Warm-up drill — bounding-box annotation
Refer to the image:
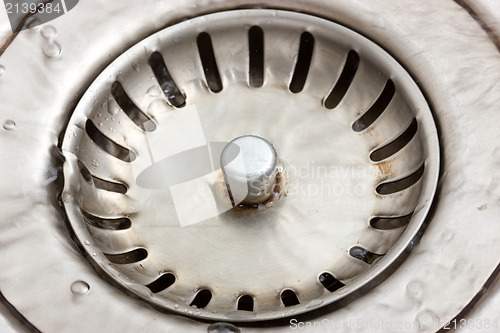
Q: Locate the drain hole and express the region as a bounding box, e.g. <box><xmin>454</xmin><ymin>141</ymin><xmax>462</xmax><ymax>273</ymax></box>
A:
<box><xmin>85</xmin><ymin>120</ymin><xmax>136</xmax><ymax>162</ymax></box>
<box><xmin>248</xmin><ymin>26</ymin><xmax>264</xmax><ymax>88</ymax></box>
<box><xmin>81</xmin><ymin>209</ymin><xmax>131</xmax><ymax>230</ymax></box>
<box><xmin>197</xmin><ymin>32</ymin><xmax>223</xmax><ymax>93</ymax></box>
<box><xmin>352</xmin><ymin>80</ymin><xmax>396</xmax><ymax>132</ymax></box>
<box><xmin>190</xmin><ymin>289</ymin><xmax>212</xmax><ymax>308</ymax></box>
<box><xmin>149</xmin><ymin>52</ymin><xmax>186</xmax><ymax>108</ymax></box>
<box><xmin>319</xmin><ymin>272</ymin><xmax>345</xmax><ymax>292</ymax></box>
<box><xmin>349</xmin><ymin>246</ymin><xmax>383</xmax><ymax>264</ymax></box>
<box><xmin>290</xmin><ymin>32</ymin><xmax>314</xmax><ymax>93</ymax></box>
<box><xmin>370</xmin><ymin>118</ymin><xmax>418</xmax><ymax>162</ymax></box>
<box><xmin>237</xmin><ymin>295</ymin><xmax>254</xmax><ymax>311</ymax></box>
<box><xmin>324</xmin><ymin>50</ymin><xmax>360</xmax><ymax>109</ymax></box>
<box><xmin>105</xmin><ymin>248</ymin><xmax>148</xmax><ymax>264</ymax></box>
<box><xmin>111</xmin><ymin>81</ymin><xmax>156</xmax><ymax>131</ymax></box>
<box><xmin>281</xmin><ymin>289</ymin><xmax>300</xmax><ymax>307</ymax></box>
<box><xmin>145</xmin><ymin>273</ymin><xmax>176</xmax><ymax>293</ymax></box>
<box><xmin>370</xmin><ymin>213</ymin><xmax>413</xmax><ymax>230</ymax></box>
<box><xmin>92</xmin><ymin>176</ymin><xmax>128</xmax><ymax>194</ymax></box>
<box><xmin>77</xmin><ymin>160</ymin><xmax>92</xmax><ymax>183</ymax></box>
<box><xmin>376</xmin><ymin>163</ymin><xmax>425</xmax><ymax>195</ymax></box>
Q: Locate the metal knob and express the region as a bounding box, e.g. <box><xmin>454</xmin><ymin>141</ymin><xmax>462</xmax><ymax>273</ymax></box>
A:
<box><xmin>220</xmin><ymin>135</ymin><xmax>278</xmax><ymax>206</ymax></box>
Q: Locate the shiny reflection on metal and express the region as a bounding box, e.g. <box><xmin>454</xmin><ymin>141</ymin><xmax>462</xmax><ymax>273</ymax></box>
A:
<box><xmin>59</xmin><ymin>9</ymin><xmax>439</xmax><ymax>321</ymax></box>
<box><xmin>220</xmin><ymin>135</ymin><xmax>278</xmax><ymax>205</ymax></box>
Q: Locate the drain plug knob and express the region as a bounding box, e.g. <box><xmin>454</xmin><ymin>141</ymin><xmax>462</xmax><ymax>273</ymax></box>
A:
<box><xmin>220</xmin><ymin>135</ymin><xmax>278</xmax><ymax>206</ymax></box>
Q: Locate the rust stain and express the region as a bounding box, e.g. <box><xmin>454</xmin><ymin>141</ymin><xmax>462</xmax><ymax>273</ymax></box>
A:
<box><xmin>376</xmin><ymin>160</ymin><xmax>393</xmax><ymax>176</ymax></box>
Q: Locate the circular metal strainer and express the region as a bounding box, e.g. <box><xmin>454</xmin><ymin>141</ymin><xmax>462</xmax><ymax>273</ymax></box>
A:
<box><xmin>60</xmin><ymin>9</ymin><xmax>439</xmax><ymax>321</ymax></box>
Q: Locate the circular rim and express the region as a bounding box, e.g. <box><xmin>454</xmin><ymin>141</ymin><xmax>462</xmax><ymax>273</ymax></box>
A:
<box><xmin>60</xmin><ymin>9</ymin><xmax>440</xmax><ymax>321</ymax></box>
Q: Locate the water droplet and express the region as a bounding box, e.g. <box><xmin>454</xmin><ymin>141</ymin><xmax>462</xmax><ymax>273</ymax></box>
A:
<box><xmin>41</xmin><ymin>25</ymin><xmax>57</xmax><ymax>40</ymax></box>
<box><xmin>92</xmin><ymin>253</ymin><xmax>97</xmax><ymax>257</ymax></box>
<box><xmin>91</xmin><ymin>159</ymin><xmax>99</xmax><ymax>167</ymax></box>
<box><xmin>406</xmin><ymin>281</ymin><xmax>424</xmax><ymax>300</ymax></box>
<box><xmin>43</xmin><ymin>41</ymin><xmax>62</xmax><ymax>58</ymax></box>
<box><xmin>207</xmin><ymin>323</ymin><xmax>240</xmax><ymax>333</ymax></box>
<box><xmin>416</xmin><ymin>310</ymin><xmax>439</xmax><ymax>330</ymax></box>
<box><xmin>70</xmin><ymin>281</ymin><xmax>90</xmax><ymax>295</ymax></box>
<box><xmin>83</xmin><ymin>240</ymin><xmax>90</xmax><ymax>246</ymax></box>
<box><xmin>174</xmin><ymin>304</ymin><xmax>179</xmax><ymax>309</ymax></box>
<box><xmin>440</xmin><ymin>230</ymin><xmax>454</xmax><ymax>243</ymax></box>
<box><xmin>147</xmin><ymin>86</ymin><xmax>161</xmax><ymax>97</ymax></box>
<box><xmin>0</xmin><ymin>65</ymin><xmax>5</xmax><ymax>76</ymax></box>
<box><xmin>107</xmin><ymin>98</ymin><xmax>120</xmax><ymax>115</ymax></box>
<box><xmin>25</xmin><ymin>17</ymin><xmax>41</xmax><ymax>30</ymax></box>
<box><xmin>3</xmin><ymin>120</ymin><xmax>16</xmax><ymax>130</ymax></box>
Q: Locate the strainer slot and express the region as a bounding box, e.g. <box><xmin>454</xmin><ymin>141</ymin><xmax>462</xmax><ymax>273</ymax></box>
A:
<box><xmin>111</xmin><ymin>82</ymin><xmax>156</xmax><ymax>132</ymax></box>
<box><xmin>376</xmin><ymin>163</ymin><xmax>424</xmax><ymax>195</ymax></box>
<box><xmin>248</xmin><ymin>26</ymin><xmax>264</xmax><ymax>88</ymax></box>
<box><xmin>149</xmin><ymin>51</ymin><xmax>186</xmax><ymax>108</ymax></box>
<box><xmin>349</xmin><ymin>246</ymin><xmax>383</xmax><ymax>264</ymax></box>
<box><xmin>352</xmin><ymin>80</ymin><xmax>396</xmax><ymax>132</ymax></box>
<box><xmin>104</xmin><ymin>248</ymin><xmax>148</xmax><ymax>264</ymax></box>
<box><xmin>370</xmin><ymin>118</ymin><xmax>418</xmax><ymax>162</ymax></box>
<box><xmin>190</xmin><ymin>289</ymin><xmax>212</xmax><ymax>309</ymax></box>
<box><xmin>197</xmin><ymin>32</ymin><xmax>223</xmax><ymax>93</ymax></box>
<box><xmin>370</xmin><ymin>213</ymin><xmax>413</xmax><ymax>230</ymax></box>
<box><xmin>91</xmin><ymin>176</ymin><xmax>128</xmax><ymax>194</ymax></box>
<box><xmin>324</xmin><ymin>50</ymin><xmax>359</xmax><ymax>109</ymax></box>
<box><xmin>77</xmin><ymin>160</ymin><xmax>92</xmax><ymax>183</ymax></box>
<box><xmin>85</xmin><ymin>120</ymin><xmax>137</xmax><ymax>162</ymax></box>
<box><xmin>289</xmin><ymin>31</ymin><xmax>314</xmax><ymax>93</ymax></box>
<box><xmin>318</xmin><ymin>272</ymin><xmax>344</xmax><ymax>292</ymax></box>
<box><xmin>281</xmin><ymin>289</ymin><xmax>300</xmax><ymax>307</ymax></box>
<box><xmin>237</xmin><ymin>295</ymin><xmax>254</xmax><ymax>312</ymax></box>
<box><xmin>145</xmin><ymin>273</ymin><xmax>176</xmax><ymax>293</ymax></box>
<box><xmin>81</xmin><ymin>209</ymin><xmax>131</xmax><ymax>230</ymax></box>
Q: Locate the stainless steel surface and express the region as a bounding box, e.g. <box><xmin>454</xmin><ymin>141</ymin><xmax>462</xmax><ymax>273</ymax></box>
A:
<box><xmin>0</xmin><ymin>0</ymin><xmax>499</xmax><ymax>332</ymax></box>
<box><xmin>221</xmin><ymin>135</ymin><xmax>278</xmax><ymax>206</ymax></box>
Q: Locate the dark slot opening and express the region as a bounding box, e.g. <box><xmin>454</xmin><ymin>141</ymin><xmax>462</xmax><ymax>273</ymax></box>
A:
<box><xmin>349</xmin><ymin>246</ymin><xmax>383</xmax><ymax>264</ymax></box>
<box><xmin>370</xmin><ymin>213</ymin><xmax>413</xmax><ymax>230</ymax></box>
<box><xmin>352</xmin><ymin>80</ymin><xmax>396</xmax><ymax>132</ymax></box>
<box><xmin>92</xmin><ymin>176</ymin><xmax>128</xmax><ymax>194</ymax></box>
<box><xmin>77</xmin><ymin>160</ymin><xmax>92</xmax><ymax>183</ymax></box>
<box><xmin>370</xmin><ymin>118</ymin><xmax>418</xmax><ymax>162</ymax></box>
<box><xmin>197</xmin><ymin>32</ymin><xmax>223</xmax><ymax>93</ymax></box>
<box><xmin>190</xmin><ymin>289</ymin><xmax>212</xmax><ymax>308</ymax></box>
<box><xmin>105</xmin><ymin>248</ymin><xmax>148</xmax><ymax>264</ymax></box>
<box><xmin>248</xmin><ymin>26</ymin><xmax>264</xmax><ymax>88</ymax></box>
<box><xmin>376</xmin><ymin>163</ymin><xmax>425</xmax><ymax>195</ymax></box>
<box><xmin>324</xmin><ymin>50</ymin><xmax>360</xmax><ymax>109</ymax></box>
<box><xmin>111</xmin><ymin>81</ymin><xmax>156</xmax><ymax>131</ymax></box>
<box><xmin>85</xmin><ymin>120</ymin><xmax>136</xmax><ymax>162</ymax></box>
<box><xmin>319</xmin><ymin>272</ymin><xmax>345</xmax><ymax>292</ymax></box>
<box><xmin>237</xmin><ymin>295</ymin><xmax>254</xmax><ymax>311</ymax></box>
<box><xmin>145</xmin><ymin>273</ymin><xmax>176</xmax><ymax>293</ymax></box>
<box><xmin>149</xmin><ymin>51</ymin><xmax>186</xmax><ymax>108</ymax></box>
<box><xmin>290</xmin><ymin>32</ymin><xmax>315</xmax><ymax>93</ymax></box>
<box><xmin>281</xmin><ymin>289</ymin><xmax>300</xmax><ymax>307</ymax></box>
<box><xmin>81</xmin><ymin>209</ymin><xmax>131</xmax><ymax>230</ymax></box>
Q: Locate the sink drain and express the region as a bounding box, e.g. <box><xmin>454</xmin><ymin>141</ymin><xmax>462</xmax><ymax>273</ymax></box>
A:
<box><xmin>60</xmin><ymin>9</ymin><xmax>439</xmax><ymax>321</ymax></box>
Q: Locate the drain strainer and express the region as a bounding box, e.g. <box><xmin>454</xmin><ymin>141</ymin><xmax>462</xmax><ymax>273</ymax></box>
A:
<box><xmin>60</xmin><ymin>9</ymin><xmax>439</xmax><ymax>321</ymax></box>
